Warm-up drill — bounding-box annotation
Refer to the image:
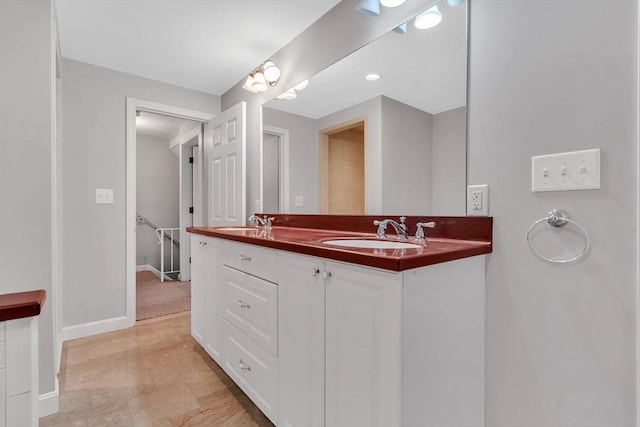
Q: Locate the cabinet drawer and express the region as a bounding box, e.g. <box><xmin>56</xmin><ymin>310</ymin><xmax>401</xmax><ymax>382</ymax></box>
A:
<box><xmin>222</xmin><ymin>266</ymin><xmax>278</xmax><ymax>355</ymax></box>
<box><xmin>222</xmin><ymin>320</ymin><xmax>277</xmax><ymax>423</ymax></box>
<box><xmin>222</xmin><ymin>241</ymin><xmax>277</xmax><ymax>283</ymax></box>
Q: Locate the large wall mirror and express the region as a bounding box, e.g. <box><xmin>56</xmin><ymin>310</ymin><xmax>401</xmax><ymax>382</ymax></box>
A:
<box><xmin>261</xmin><ymin>0</ymin><xmax>467</xmax><ymax>216</ymax></box>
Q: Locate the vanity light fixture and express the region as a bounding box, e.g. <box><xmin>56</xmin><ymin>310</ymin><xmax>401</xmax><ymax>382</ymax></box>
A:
<box><xmin>365</xmin><ymin>73</ymin><xmax>381</xmax><ymax>81</ymax></box>
<box><xmin>414</xmin><ymin>5</ymin><xmax>442</xmax><ymax>29</ymax></box>
<box><xmin>393</xmin><ymin>22</ymin><xmax>408</xmax><ymax>34</ymax></box>
<box><xmin>242</xmin><ymin>60</ymin><xmax>281</xmax><ymax>93</ymax></box>
<box><xmin>355</xmin><ymin>0</ymin><xmax>380</xmax><ymax>16</ymax></box>
<box><xmin>276</xmin><ymin>80</ymin><xmax>310</xmax><ymax>101</ymax></box>
<box><xmin>380</xmin><ymin>0</ymin><xmax>406</xmax><ymax>7</ymax></box>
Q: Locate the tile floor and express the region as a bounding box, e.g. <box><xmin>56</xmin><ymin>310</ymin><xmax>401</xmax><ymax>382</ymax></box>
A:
<box><xmin>40</xmin><ymin>312</ymin><xmax>274</xmax><ymax>426</ymax></box>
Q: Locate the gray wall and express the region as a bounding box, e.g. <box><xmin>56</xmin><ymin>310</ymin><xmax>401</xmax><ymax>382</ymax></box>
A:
<box><xmin>262</xmin><ymin>133</ymin><xmax>280</xmax><ymax>214</ymax></box>
<box><xmin>380</xmin><ymin>96</ymin><xmax>433</xmax><ymax>215</ymax></box>
<box><xmin>0</xmin><ymin>0</ymin><xmax>57</xmax><ymax>400</ymax></box>
<box><xmin>432</xmin><ymin>106</ymin><xmax>466</xmax><ymax>215</ymax></box>
<box><xmin>61</xmin><ymin>59</ymin><xmax>219</xmax><ymax>327</ymax></box>
<box><xmin>468</xmin><ymin>1</ymin><xmax>638</xmax><ymax>426</ymax></box>
<box><xmin>136</xmin><ymin>135</ymin><xmax>180</xmax><ymax>270</ymax></box>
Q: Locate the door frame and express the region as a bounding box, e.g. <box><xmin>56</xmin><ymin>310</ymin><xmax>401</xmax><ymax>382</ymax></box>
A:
<box><xmin>126</xmin><ymin>98</ymin><xmax>214</xmax><ymax>327</ymax></box>
<box><xmin>178</xmin><ymin>124</ymin><xmax>204</xmax><ymax>282</ymax></box>
<box><xmin>262</xmin><ymin>125</ymin><xmax>290</xmax><ymax>213</ymax></box>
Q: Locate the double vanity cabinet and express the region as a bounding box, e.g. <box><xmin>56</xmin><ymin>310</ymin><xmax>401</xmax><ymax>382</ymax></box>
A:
<box><xmin>189</xmin><ymin>216</ymin><xmax>491</xmax><ymax>427</ymax></box>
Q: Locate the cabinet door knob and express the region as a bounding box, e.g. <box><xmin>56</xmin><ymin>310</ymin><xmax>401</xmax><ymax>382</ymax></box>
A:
<box><xmin>202</xmin><ymin>242</ymin><xmax>207</xmax><ymax>246</ymax></box>
<box><xmin>311</xmin><ymin>268</ymin><xmax>320</xmax><ymax>277</ymax></box>
<box><xmin>321</xmin><ymin>271</ymin><xmax>332</xmax><ymax>280</ymax></box>
<box><xmin>239</xmin><ymin>255</ymin><xmax>252</xmax><ymax>262</ymax></box>
<box><xmin>238</xmin><ymin>359</ymin><xmax>252</xmax><ymax>372</ymax></box>
<box><xmin>238</xmin><ymin>300</ymin><xmax>251</xmax><ymax>309</ymax></box>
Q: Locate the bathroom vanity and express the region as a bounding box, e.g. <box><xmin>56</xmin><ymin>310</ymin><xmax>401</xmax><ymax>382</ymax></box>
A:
<box><xmin>188</xmin><ymin>215</ymin><xmax>491</xmax><ymax>427</ymax></box>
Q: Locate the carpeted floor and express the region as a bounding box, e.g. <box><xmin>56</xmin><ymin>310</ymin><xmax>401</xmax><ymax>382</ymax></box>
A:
<box><xmin>136</xmin><ymin>271</ymin><xmax>191</xmax><ymax>321</ymax></box>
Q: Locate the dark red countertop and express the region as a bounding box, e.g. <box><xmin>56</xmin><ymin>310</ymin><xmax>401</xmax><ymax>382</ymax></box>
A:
<box><xmin>0</xmin><ymin>290</ymin><xmax>46</xmax><ymax>322</ymax></box>
<box><xmin>188</xmin><ymin>215</ymin><xmax>492</xmax><ymax>272</ymax></box>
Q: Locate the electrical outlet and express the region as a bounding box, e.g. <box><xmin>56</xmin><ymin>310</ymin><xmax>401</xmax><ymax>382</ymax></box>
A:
<box><xmin>254</xmin><ymin>199</ymin><xmax>260</xmax><ymax>212</ymax></box>
<box><xmin>467</xmin><ymin>184</ymin><xmax>489</xmax><ymax>216</ymax></box>
<box><xmin>294</xmin><ymin>196</ymin><xmax>304</xmax><ymax>207</ymax></box>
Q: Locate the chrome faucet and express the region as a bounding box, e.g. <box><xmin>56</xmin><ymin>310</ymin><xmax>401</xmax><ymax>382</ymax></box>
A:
<box><xmin>248</xmin><ymin>215</ymin><xmax>274</xmax><ymax>230</ymax></box>
<box><xmin>373</xmin><ymin>216</ymin><xmax>408</xmax><ymax>240</ymax></box>
<box><xmin>415</xmin><ymin>221</ymin><xmax>436</xmax><ymax>242</ymax></box>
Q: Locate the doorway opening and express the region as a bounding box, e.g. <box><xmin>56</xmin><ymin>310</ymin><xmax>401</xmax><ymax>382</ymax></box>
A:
<box><xmin>134</xmin><ymin>110</ymin><xmax>201</xmax><ymax>320</ymax></box>
<box><xmin>262</xmin><ymin>125</ymin><xmax>290</xmax><ymax>214</ymax></box>
<box><xmin>320</xmin><ymin>118</ymin><xmax>366</xmax><ymax>214</ymax></box>
<box><xmin>126</xmin><ymin>98</ymin><xmax>214</xmax><ymax>326</ymax></box>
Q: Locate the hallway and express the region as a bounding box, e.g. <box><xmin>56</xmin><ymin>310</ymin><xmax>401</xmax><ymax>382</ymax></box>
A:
<box><xmin>40</xmin><ymin>313</ymin><xmax>273</xmax><ymax>426</ymax></box>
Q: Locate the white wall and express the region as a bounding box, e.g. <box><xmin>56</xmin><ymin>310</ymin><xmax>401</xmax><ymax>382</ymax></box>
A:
<box><xmin>136</xmin><ymin>135</ymin><xmax>180</xmax><ymax>270</ymax></box>
<box><xmin>61</xmin><ymin>59</ymin><xmax>219</xmax><ymax>329</ymax></box>
<box><xmin>468</xmin><ymin>1</ymin><xmax>638</xmax><ymax>426</ymax></box>
<box><xmin>0</xmin><ymin>0</ymin><xmax>57</xmax><ymax>405</ymax></box>
<box><xmin>432</xmin><ymin>106</ymin><xmax>466</xmax><ymax>215</ymax></box>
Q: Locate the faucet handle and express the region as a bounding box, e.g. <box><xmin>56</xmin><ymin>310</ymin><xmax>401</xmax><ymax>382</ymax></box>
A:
<box><xmin>415</xmin><ymin>221</ymin><xmax>436</xmax><ymax>242</ymax></box>
<box><xmin>263</xmin><ymin>215</ymin><xmax>275</xmax><ymax>228</ymax></box>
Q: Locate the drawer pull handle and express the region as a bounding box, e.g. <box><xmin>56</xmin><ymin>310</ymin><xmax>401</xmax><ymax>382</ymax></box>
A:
<box><xmin>311</xmin><ymin>268</ymin><xmax>320</xmax><ymax>277</ymax></box>
<box><xmin>238</xmin><ymin>359</ymin><xmax>252</xmax><ymax>372</ymax></box>
<box><xmin>238</xmin><ymin>300</ymin><xmax>251</xmax><ymax>309</ymax></box>
<box><xmin>239</xmin><ymin>255</ymin><xmax>252</xmax><ymax>262</ymax></box>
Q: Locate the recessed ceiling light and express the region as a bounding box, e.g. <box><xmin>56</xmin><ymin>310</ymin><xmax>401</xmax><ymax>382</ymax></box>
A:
<box><xmin>365</xmin><ymin>73</ymin><xmax>381</xmax><ymax>81</ymax></box>
<box><xmin>414</xmin><ymin>5</ymin><xmax>442</xmax><ymax>30</ymax></box>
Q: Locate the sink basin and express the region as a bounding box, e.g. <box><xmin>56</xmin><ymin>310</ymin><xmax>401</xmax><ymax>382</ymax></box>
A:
<box><xmin>322</xmin><ymin>239</ymin><xmax>422</xmax><ymax>249</ymax></box>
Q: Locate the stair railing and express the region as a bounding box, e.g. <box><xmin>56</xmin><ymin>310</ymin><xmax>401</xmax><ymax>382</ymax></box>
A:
<box><xmin>137</xmin><ymin>211</ymin><xmax>180</xmax><ymax>281</ymax></box>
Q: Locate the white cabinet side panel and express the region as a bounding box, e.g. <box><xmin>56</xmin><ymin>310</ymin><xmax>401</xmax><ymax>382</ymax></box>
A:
<box><xmin>402</xmin><ymin>256</ymin><xmax>485</xmax><ymax>427</ymax></box>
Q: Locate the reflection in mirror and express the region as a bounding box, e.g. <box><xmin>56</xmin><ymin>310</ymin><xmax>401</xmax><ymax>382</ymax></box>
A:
<box><xmin>262</xmin><ymin>1</ymin><xmax>467</xmax><ymax>216</ymax></box>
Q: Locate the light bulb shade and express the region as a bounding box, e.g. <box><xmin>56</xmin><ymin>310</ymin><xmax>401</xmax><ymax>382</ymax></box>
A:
<box><xmin>294</xmin><ymin>80</ymin><xmax>309</xmax><ymax>91</ymax></box>
<box><xmin>242</xmin><ymin>75</ymin><xmax>259</xmax><ymax>93</ymax></box>
<box><xmin>414</xmin><ymin>5</ymin><xmax>442</xmax><ymax>29</ymax></box>
<box><xmin>251</xmin><ymin>71</ymin><xmax>268</xmax><ymax>92</ymax></box>
<box><xmin>447</xmin><ymin>0</ymin><xmax>465</xmax><ymax>6</ymax></box>
<box><xmin>380</xmin><ymin>0</ymin><xmax>406</xmax><ymax>7</ymax></box>
<box><xmin>262</xmin><ymin>61</ymin><xmax>280</xmax><ymax>84</ymax></box>
<box><xmin>355</xmin><ymin>0</ymin><xmax>380</xmax><ymax>16</ymax></box>
<box><xmin>276</xmin><ymin>88</ymin><xmax>297</xmax><ymax>100</ymax></box>
<box><xmin>392</xmin><ymin>22</ymin><xmax>408</xmax><ymax>34</ymax></box>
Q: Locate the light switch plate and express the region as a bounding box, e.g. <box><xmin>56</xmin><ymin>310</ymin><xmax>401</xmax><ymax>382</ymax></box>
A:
<box><xmin>294</xmin><ymin>196</ymin><xmax>304</xmax><ymax>207</ymax></box>
<box><xmin>467</xmin><ymin>184</ymin><xmax>489</xmax><ymax>216</ymax></box>
<box><xmin>531</xmin><ymin>148</ymin><xmax>600</xmax><ymax>192</ymax></box>
<box><xmin>95</xmin><ymin>188</ymin><xmax>114</xmax><ymax>204</ymax></box>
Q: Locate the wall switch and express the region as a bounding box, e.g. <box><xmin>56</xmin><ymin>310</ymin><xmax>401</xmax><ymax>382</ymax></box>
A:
<box><xmin>294</xmin><ymin>196</ymin><xmax>304</xmax><ymax>207</ymax></box>
<box><xmin>531</xmin><ymin>148</ymin><xmax>600</xmax><ymax>192</ymax></box>
<box><xmin>95</xmin><ymin>188</ymin><xmax>114</xmax><ymax>204</ymax></box>
<box><xmin>254</xmin><ymin>199</ymin><xmax>261</xmax><ymax>212</ymax></box>
<box><xmin>467</xmin><ymin>184</ymin><xmax>489</xmax><ymax>216</ymax></box>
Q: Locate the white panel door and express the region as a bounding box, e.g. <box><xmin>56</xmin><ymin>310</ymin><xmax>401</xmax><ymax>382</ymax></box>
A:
<box><xmin>277</xmin><ymin>252</ymin><xmax>325</xmax><ymax>427</ymax></box>
<box><xmin>207</xmin><ymin>102</ymin><xmax>246</xmax><ymax>226</ymax></box>
<box><xmin>324</xmin><ymin>261</ymin><xmax>403</xmax><ymax>427</ymax></box>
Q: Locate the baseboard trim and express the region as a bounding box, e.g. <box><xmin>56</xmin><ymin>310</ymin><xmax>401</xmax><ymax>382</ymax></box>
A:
<box><xmin>39</xmin><ymin>390</ymin><xmax>59</xmax><ymax>418</ymax></box>
<box><xmin>136</xmin><ymin>263</ymin><xmax>173</xmax><ymax>281</ymax></box>
<box><xmin>63</xmin><ymin>316</ymin><xmax>130</xmax><ymax>341</ymax></box>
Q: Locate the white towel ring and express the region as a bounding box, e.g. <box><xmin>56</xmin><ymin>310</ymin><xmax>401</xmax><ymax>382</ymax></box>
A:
<box><xmin>526</xmin><ymin>209</ymin><xmax>590</xmax><ymax>264</ymax></box>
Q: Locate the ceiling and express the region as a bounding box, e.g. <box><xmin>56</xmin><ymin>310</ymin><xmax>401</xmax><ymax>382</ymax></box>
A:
<box><xmin>55</xmin><ymin>0</ymin><xmax>341</xmax><ymax>95</ymax></box>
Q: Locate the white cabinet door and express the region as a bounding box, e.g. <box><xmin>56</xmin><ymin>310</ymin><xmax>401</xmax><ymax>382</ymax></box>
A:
<box><xmin>203</xmin><ymin>237</ymin><xmax>222</xmax><ymax>363</ymax></box>
<box><xmin>277</xmin><ymin>253</ymin><xmax>325</xmax><ymax>427</ymax></box>
<box><xmin>324</xmin><ymin>261</ymin><xmax>403</xmax><ymax>427</ymax></box>
<box><xmin>190</xmin><ymin>236</ymin><xmax>205</xmax><ymax>345</ymax></box>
